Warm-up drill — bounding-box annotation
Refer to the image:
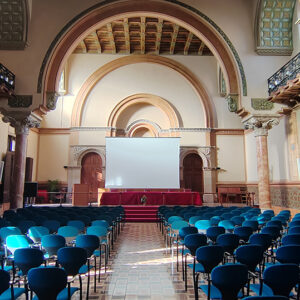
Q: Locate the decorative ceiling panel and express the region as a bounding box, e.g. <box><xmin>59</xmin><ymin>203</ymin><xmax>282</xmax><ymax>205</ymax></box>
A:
<box><xmin>73</xmin><ymin>17</ymin><xmax>212</xmax><ymax>56</ymax></box>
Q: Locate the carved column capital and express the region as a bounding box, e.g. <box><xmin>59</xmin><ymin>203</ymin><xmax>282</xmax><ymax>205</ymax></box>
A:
<box><xmin>2</xmin><ymin>113</ymin><xmax>41</xmax><ymax>135</ymax></box>
<box><xmin>243</xmin><ymin>114</ymin><xmax>280</xmax><ymax>136</ymax></box>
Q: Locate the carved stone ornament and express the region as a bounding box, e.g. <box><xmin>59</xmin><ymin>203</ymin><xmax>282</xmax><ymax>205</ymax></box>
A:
<box><xmin>243</xmin><ymin>114</ymin><xmax>280</xmax><ymax>136</ymax></box>
<box><xmin>8</xmin><ymin>95</ymin><xmax>32</xmax><ymax>108</ymax></box>
<box><xmin>225</xmin><ymin>94</ymin><xmax>238</xmax><ymax>112</ymax></box>
<box><xmin>251</xmin><ymin>98</ymin><xmax>274</xmax><ymax>110</ymax></box>
<box><xmin>2</xmin><ymin>113</ymin><xmax>41</xmax><ymax>135</ymax></box>
<box><xmin>46</xmin><ymin>91</ymin><xmax>60</xmax><ymax>110</ymax></box>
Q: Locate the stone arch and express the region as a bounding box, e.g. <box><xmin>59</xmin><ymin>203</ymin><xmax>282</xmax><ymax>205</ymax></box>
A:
<box><xmin>71</xmin><ymin>57</ymin><xmax>213</xmax><ymax>128</ymax></box>
<box><xmin>126</xmin><ymin>120</ymin><xmax>161</xmax><ymax>137</ymax></box>
<box><xmin>180</xmin><ymin>148</ymin><xmax>209</xmax><ymax>169</ymax></box>
<box><xmin>39</xmin><ymin>0</ymin><xmax>245</xmax><ymax>114</ymax></box>
<box><xmin>77</xmin><ymin>148</ymin><xmax>105</xmax><ymax>168</ymax></box>
<box><xmin>106</xmin><ymin>93</ymin><xmax>180</xmax><ymax>136</ymax></box>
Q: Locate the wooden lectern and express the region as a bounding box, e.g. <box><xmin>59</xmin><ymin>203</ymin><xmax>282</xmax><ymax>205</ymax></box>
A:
<box><xmin>72</xmin><ymin>184</ymin><xmax>90</xmax><ymax>206</ymax></box>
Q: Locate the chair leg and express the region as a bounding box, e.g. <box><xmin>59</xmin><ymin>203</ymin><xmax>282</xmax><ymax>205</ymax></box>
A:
<box><xmin>94</xmin><ymin>256</ymin><xmax>97</xmax><ymax>293</ymax></box>
<box><xmin>79</xmin><ymin>275</ymin><xmax>83</xmax><ymax>300</ymax></box>
<box><xmin>86</xmin><ymin>260</ymin><xmax>90</xmax><ymax>300</ymax></box>
<box><xmin>194</xmin><ymin>272</ymin><xmax>199</xmax><ymax>300</ymax></box>
<box><xmin>184</xmin><ymin>255</ymin><xmax>188</xmax><ymax>291</ymax></box>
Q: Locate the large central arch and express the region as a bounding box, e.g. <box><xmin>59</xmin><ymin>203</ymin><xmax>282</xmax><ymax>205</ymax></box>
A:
<box><xmin>39</xmin><ymin>0</ymin><xmax>244</xmax><ymax>112</ymax></box>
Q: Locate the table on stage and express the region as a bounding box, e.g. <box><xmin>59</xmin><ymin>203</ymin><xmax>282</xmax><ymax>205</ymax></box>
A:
<box><xmin>100</xmin><ymin>191</ymin><xmax>202</xmax><ymax>206</ymax></box>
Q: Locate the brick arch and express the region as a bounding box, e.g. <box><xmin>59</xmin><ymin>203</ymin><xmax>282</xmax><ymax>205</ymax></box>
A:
<box><xmin>71</xmin><ymin>56</ymin><xmax>213</xmax><ymax>127</ymax></box>
<box><xmin>39</xmin><ymin>0</ymin><xmax>244</xmax><ymax>115</ymax></box>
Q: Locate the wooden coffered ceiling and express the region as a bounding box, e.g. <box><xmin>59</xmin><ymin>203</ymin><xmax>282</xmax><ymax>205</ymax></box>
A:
<box><xmin>73</xmin><ymin>17</ymin><xmax>213</xmax><ymax>56</ymax></box>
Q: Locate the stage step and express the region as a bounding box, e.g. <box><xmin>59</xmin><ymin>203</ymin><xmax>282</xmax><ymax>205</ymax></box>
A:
<box><xmin>123</xmin><ymin>205</ymin><xmax>158</xmax><ymax>222</ymax></box>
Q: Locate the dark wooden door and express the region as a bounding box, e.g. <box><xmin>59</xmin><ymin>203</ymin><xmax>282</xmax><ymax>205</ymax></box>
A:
<box><xmin>183</xmin><ymin>153</ymin><xmax>203</xmax><ymax>193</ymax></box>
<box><xmin>81</xmin><ymin>153</ymin><xmax>103</xmax><ymax>202</ymax></box>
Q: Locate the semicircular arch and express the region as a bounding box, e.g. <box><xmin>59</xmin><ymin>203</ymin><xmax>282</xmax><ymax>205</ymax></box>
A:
<box><xmin>39</xmin><ymin>0</ymin><xmax>245</xmax><ymax>114</ymax></box>
<box><xmin>71</xmin><ymin>56</ymin><xmax>214</xmax><ymax>128</ymax></box>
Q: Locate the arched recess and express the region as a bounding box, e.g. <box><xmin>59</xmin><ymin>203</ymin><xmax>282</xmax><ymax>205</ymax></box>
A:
<box><xmin>71</xmin><ymin>56</ymin><xmax>213</xmax><ymax>128</ymax></box>
<box><xmin>80</xmin><ymin>152</ymin><xmax>104</xmax><ymax>202</ymax></box>
<box><xmin>107</xmin><ymin>93</ymin><xmax>180</xmax><ymax>136</ymax></box>
<box><xmin>39</xmin><ymin>0</ymin><xmax>244</xmax><ymax>114</ymax></box>
<box><xmin>126</xmin><ymin>120</ymin><xmax>160</xmax><ymax>137</ymax></box>
<box><xmin>183</xmin><ymin>153</ymin><xmax>203</xmax><ymax>194</ymax></box>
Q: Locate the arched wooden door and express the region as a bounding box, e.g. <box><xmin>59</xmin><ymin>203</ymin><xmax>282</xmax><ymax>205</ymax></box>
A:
<box><xmin>81</xmin><ymin>152</ymin><xmax>103</xmax><ymax>202</ymax></box>
<box><xmin>183</xmin><ymin>153</ymin><xmax>203</xmax><ymax>194</ymax></box>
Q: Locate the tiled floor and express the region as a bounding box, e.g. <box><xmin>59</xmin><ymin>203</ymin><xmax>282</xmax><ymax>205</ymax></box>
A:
<box><xmin>87</xmin><ymin>222</ymin><xmax>201</xmax><ymax>300</ymax></box>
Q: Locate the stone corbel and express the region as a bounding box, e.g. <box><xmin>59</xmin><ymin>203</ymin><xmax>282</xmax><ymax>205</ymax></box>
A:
<box><xmin>46</xmin><ymin>91</ymin><xmax>60</xmax><ymax>110</ymax></box>
<box><xmin>225</xmin><ymin>94</ymin><xmax>238</xmax><ymax>112</ymax></box>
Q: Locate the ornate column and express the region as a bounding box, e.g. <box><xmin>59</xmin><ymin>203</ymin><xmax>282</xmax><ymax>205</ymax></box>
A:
<box><xmin>3</xmin><ymin>114</ymin><xmax>41</xmax><ymax>208</ymax></box>
<box><xmin>243</xmin><ymin>115</ymin><xmax>279</xmax><ymax>209</ymax></box>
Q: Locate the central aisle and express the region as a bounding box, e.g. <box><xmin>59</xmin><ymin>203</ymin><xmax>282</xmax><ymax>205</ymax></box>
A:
<box><xmin>100</xmin><ymin>222</ymin><xmax>195</xmax><ymax>300</ymax></box>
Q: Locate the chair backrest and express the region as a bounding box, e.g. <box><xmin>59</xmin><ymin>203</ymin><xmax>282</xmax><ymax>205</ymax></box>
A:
<box><xmin>218</xmin><ymin>220</ymin><xmax>235</xmax><ymax>232</ymax></box>
<box><xmin>275</xmin><ymin>245</ymin><xmax>300</xmax><ymax>265</ymax></box>
<box><xmin>57</xmin><ymin>226</ymin><xmax>79</xmax><ymax>244</ymax></box>
<box><xmin>234</xmin><ymin>226</ymin><xmax>253</xmax><ymax>242</ymax></box>
<box><xmin>17</xmin><ymin>220</ymin><xmax>36</xmax><ymax>234</ymax></box>
<box><xmin>57</xmin><ymin>247</ymin><xmax>87</xmax><ymax>276</ymax></box>
<box><xmin>42</xmin><ymin>220</ymin><xmax>61</xmax><ymax>233</ymax></box>
<box><xmin>91</xmin><ymin>219</ymin><xmax>109</xmax><ymax>228</ymax></box>
<box><xmin>206</xmin><ymin>226</ymin><xmax>225</xmax><ymax>243</ymax></box>
<box><xmin>242</xmin><ymin>220</ymin><xmax>259</xmax><ymax>232</ymax></box>
<box><xmin>0</xmin><ymin>269</ymin><xmax>10</xmax><ymax>295</ymax></box>
<box><xmin>41</xmin><ymin>234</ymin><xmax>66</xmax><ymax>256</ymax></box>
<box><xmin>75</xmin><ymin>234</ymin><xmax>100</xmax><ymax>258</ymax></box>
<box><xmin>216</xmin><ymin>233</ymin><xmax>240</xmax><ymax>254</ymax></box>
<box><xmin>288</xmin><ymin>226</ymin><xmax>300</xmax><ymax>234</ymax></box>
<box><xmin>263</xmin><ymin>264</ymin><xmax>299</xmax><ymax>297</ymax></box>
<box><xmin>231</xmin><ymin>216</ymin><xmax>245</xmax><ymax>226</ymax></box>
<box><xmin>86</xmin><ymin>225</ymin><xmax>108</xmax><ymax>240</ymax></box>
<box><xmin>184</xmin><ymin>233</ymin><xmax>207</xmax><ymax>256</ymax></box>
<box><xmin>178</xmin><ymin>226</ymin><xmax>198</xmax><ymax>239</ymax></box>
<box><xmin>211</xmin><ymin>264</ymin><xmax>248</xmax><ymax>300</ymax></box>
<box><xmin>67</xmin><ymin>220</ymin><xmax>85</xmax><ymax>232</ymax></box>
<box><xmin>188</xmin><ymin>216</ymin><xmax>202</xmax><ymax>226</ymax></box>
<box><xmin>281</xmin><ymin>234</ymin><xmax>300</xmax><ymax>246</ymax></box>
<box><xmin>28</xmin><ymin>267</ymin><xmax>67</xmax><ymax>300</ymax></box>
<box><xmin>248</xmin><ymin>233</ymin><xmax>273</xmax><ymax>252</ymax></box>
<box><xmin>260</xmin><ymin>226</ymin><xmax>281</xmax><ymax>241</ymax></box>
<box><xmin>195</xmin><ymin>245</ymin><xmax>224</xmax><ymax>273</ymax></box>
<box><xmin>235</xmin><ymin>244</ymin><xmax>264</xmax><ymax>272</ymax></box>
<box><xmin>14</xmin><ymin>248</ymin><xmax>44</xmax><ymax>275</ymax></box>
<box><xmin>194</xmin><ymin>220</ymin><xmax>211</xmax><ymax>233</ymax></box>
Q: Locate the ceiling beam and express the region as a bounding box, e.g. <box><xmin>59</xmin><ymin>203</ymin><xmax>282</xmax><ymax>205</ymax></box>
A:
<box><xmin>140</xmin><ymin>17</ymin><xmax>146</xmax><ymax>54</ymax></box>
<box><xmin>106</xmin><ymin>23</ymin><xmax>116</xmax><ymax>54</ymax></box>
<box><xmin>184</xmin><ymin>32</ymin><xmax>193</xmax><ymax>55</ymax></box>
<box><xmin>80</xmin><ymin>40</ymin><xmax>87</xmax><ymax>53</ymax></box>
<box><xmin>170</xmin><ymin>24</ymin><xmax>179</xmax><ymax>54</ymax></box>
<box><xmin>123</xmin><ymin>18</ymin><xmax>130</xmax><ymax>54</ymax></box>
<box><xmin>155</xmin><ymin>18</ymin><xmax>163</xmax><ymax>55</ymax></box>
<box><xmin>91</xmin><ymin>31</ymin><xmax>101</xmax><ymax>53</ymax></box>
<box><xmin>198</xmin><ymin>41</ymin><xmax>205</xmax><ymax>55</ymax></box>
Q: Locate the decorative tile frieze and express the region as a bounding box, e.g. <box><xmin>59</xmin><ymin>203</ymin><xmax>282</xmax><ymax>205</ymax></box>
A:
<box><xmin>225</xmin><ymin>94</ymin><xmax>238</xmax><ymax>112</ymax></box>
<box><xmin>0</xmin><ymin>0</ymin><xmax>27</xmax><ymax>50</ymax></box>
<box><xmin>251</xmin><ymin>98</ymin><xmax>274</xmax><ymax>110</ymax></box>
<box><xmin>46</xmin><ymin>91</ymin><xmax>60</xmax><ymax>110</ymax></box>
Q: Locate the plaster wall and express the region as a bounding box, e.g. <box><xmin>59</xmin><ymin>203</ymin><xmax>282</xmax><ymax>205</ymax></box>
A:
<box><xmin>37</xmin><ymin>134</ymin><xmax>69</xmax><ymax>182</ymax></box>
<box><xmin>244</xmin><ymin>131</ymin><xmax>258</xmax><ymax>183</ymax></box>
<box><xmin>216</xmin><ymin>135</ymin><xmax>246</xmax><ymax>182</ymax></box>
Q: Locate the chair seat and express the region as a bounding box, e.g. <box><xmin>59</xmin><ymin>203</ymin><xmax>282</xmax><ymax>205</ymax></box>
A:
<box><xmin>250</xmin><ymin>283</ymin><xmax>294</xmax><ymax>297</ymax></box>
<box><xmin>0</xmin><ymin>287</ymin><xmax>25</xmax><ymax>300</ymax></box>
<box><xmin>187</xmin><ymin>263</ymin><xmax>205</xmax><ymax>273</ymax></box>
<box><xmin>200</xmin><ymin>284</ymin><xmax>244</xmax><ymax>299</ymax></box>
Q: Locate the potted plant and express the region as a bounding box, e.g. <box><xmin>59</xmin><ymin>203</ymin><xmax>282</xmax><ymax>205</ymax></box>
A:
<box><xmin>47</xmin><ymin>179</ymin><xmax>60</xmax><ymax>203</ymax></box>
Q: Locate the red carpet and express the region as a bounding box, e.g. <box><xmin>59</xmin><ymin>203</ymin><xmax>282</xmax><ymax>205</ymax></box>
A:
<box><xmin>123</xmin><ymin>205</ymin><xmax>158</xmax><ymax>222</ymax></box>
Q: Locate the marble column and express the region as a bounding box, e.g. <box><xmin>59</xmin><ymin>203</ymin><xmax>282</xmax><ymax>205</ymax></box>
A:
<box><xmin>10</xmin><ymin>124</ymin><xmax>29</xmax><ymax>208</ymax></box>
<box><xmin>2</xmin><ymin>114</ymin><xmax>41</xmax><ymax>209</ymax></box>
<box><xmin>243</xmin><ymin>115</ymin><xmax>279</xmax><ymax>209</ymax></box>
<box><xmin>254</xmin><ymin>127</ymin><xmax>271</xmax><ymax>209</ymax></box>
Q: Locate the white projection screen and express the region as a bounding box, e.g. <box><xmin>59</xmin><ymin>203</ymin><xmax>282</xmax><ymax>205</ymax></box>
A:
<box><xmin>105</xmin><ymin>137</ymin><xmax>180</xmax><ymax>189</ymax></box>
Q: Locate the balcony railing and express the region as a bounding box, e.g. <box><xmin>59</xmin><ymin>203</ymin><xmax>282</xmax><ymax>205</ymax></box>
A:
<box><xmin>0</xmin><ymin>63</ymin><xmax>15</xmax><ymax>91</ymax></box>
<box><xmin>268</xmin><ymin>52</ymin><xmax>300</xmax><ymax>95</ymax></box>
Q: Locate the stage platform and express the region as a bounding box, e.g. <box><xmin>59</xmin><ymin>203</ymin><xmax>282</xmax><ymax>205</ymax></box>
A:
<box><xmin>100</xmin><ymin>191</ymin><xmax>202</xmax><ymax>206</ymax></box>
